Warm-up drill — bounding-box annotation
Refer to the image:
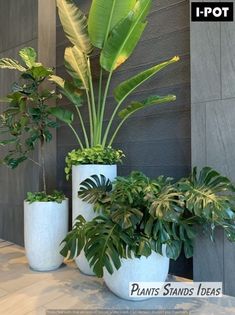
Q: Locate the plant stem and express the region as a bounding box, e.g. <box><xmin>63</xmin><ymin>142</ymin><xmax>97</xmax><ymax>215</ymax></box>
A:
<box><xmin>68</xmin><ymin>123</ymin><xmax>84</xmax><ymax>150</ymax></box>
<box><xmin>40</xmin><ymin>138</ymin><xmax>47</xmax><ymax>193</ymax></box>
<box><xmin>28</xmin><ymin>157</ymin><xmax>41</xmax><ymax>167</ymax></box>
<box><xmin>99</xmin><ymin>71</ymin><xmax>113</xmax><ymax>146</ymax></box>
<box><xmin>98</xmin><ymin>68</ymin><xmax>103</xmax><ymax>119</ymax></box>
<box><xmin>75</xmin><ymin>106</ymin><xmax>89</xmax><ymax>147</ymax></box>
<box><xmin>108</xmin><ymin>111</ymin><xmax>135</xmax><ymax>146</ymax></box>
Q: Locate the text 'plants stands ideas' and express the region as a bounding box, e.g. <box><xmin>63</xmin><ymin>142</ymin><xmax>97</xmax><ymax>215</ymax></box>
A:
<box><xmin>0</xmin><ymin>48</ymin><xmax>68</xmax><ymax>271</ymax></box>
<box><xmin>52</xmin><ymin>0</ymin><xmax>180</xmax><ymax>274</ymax></box>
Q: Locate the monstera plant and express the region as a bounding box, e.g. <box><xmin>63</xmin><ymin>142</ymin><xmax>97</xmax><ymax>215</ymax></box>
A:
<box><xmin>51</xmin><ymin>0</ymin><xmax>179</xmax><ymax>154</ymax></box>
<box><xmin>60</xmin><ymin>167</ymin><xmax>235</xmax><ymax>299</ymax></box>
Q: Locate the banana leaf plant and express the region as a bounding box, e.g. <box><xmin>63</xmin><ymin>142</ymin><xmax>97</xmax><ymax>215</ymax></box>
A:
<box><xmin>60</xmin><ymin>167</ymin><xmax>235</xmax><ymax>277</ymax></box>
<box><xmin>0</xmin><ymin>47</ymin><xmax>61</xmax><ymax>195</ymax></box>
<box><xmin>50</xmin><ymin>0</ymin><xmax>180</xmax><ymax>150</ymax></box>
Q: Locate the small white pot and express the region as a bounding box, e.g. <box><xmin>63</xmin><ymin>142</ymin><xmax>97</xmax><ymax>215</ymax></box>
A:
<box><xmin>24</xmin><ymin>199</ymin><xmax>68</xmax><ymax>271</ymax></box>
<box><xmin>103</xmin><ymin>251</ymin><xmax>169</xmax><ymax>300</ymax></box>
<box><xmin>72</xmin><ymin>164</ymin><xmax>117</xmax><ymax>275</ymax></box>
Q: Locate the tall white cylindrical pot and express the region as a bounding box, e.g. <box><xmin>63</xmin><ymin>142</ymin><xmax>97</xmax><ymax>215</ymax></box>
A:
<box><xmin>103</xmin><ymin>251</ymin><xmax>169</xmax><ymax>300</ymax></box>
<box><xmin>72</xmin><ymin>164</ymin><xmax>117</xmax><ymax>275</ymax></box>
<box><xmin>24</xmin><ymin>199</ymin><xmax>68</xmax><ymax>272</ymax></box>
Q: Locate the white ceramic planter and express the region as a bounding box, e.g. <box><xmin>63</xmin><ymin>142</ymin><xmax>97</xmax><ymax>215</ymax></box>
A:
<box><xmin>103</xmin><ymin>251</ymin><xmax>169</xmax><ymax>300</ymax></box>
<box><xmin>24</xmin><ymin>199</ymin><xmax>68</xmax><ymax>272</ymax></box>
<box><xmin>72</xmin><ymin>164</ymin><xmax>117</xmax><ymax>275</ymax></box>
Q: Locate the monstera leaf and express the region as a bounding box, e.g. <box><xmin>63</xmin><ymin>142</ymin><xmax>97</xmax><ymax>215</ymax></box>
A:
<box><xmin>88</xmin><ymin>0</ymin><xmax>136</xmax><ymax>49</ymax></box>
<box><xmin>84</xmin><ymin>216</ymin><xmax>132</xmax><ymax>277</ymax></box>
<box><xmin>110</xmin><ymin>206</ymin><xmax>143</xmax><ymax>229</ymax></box>
<box><xmin>56</xmin><ymin>0</ymin><xmax>92</xmax><ymax>54</ymax></box>
<box><xmin>78</xmin><ymin>174</ymin><xmax>112</xmax><ymax>204</ymax></box>
<box><xmin>178</xmin><ymin>167</ymin><xmax>235</xmax><ymax>241</ymax></box>
<box><xmin>60</xmin><ymin>215</ymin><xmax>86</xmax><ymax>259</ymax></box>
<box><xmin>100</xmin><ymin>0</ymin><xmax>151</xmax><ymax>71</ymax></box>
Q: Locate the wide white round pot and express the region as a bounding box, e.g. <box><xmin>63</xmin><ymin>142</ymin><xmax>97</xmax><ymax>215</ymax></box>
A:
<box><xmin>103</xmin><ymin>251</ymin><xmax>169</xmax><ymax>301</ymax></box>
<box><xmin>72</xmin><ymin>164</ymin><xmax>117</xmax><ymax>275</ymax></box>
<box><xmin>24</xmin><ymin>199</ymin><xmax>68</xmax><ymax>272</ymax></box>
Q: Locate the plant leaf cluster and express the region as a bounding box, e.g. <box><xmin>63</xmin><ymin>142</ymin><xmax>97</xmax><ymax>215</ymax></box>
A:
<box><xmin>61</xmin><ymin>167</ymin><xmax>235</xmax><ymax>277</ymax></box>
<box><xmin>0</xmin><ymin>48</ymin><xmax>60</xmax><ymax>170</ymax></box>
<box><xmin>65</xmin><ymin>145</ymin><xmax>124</xmax><ymax>180</ymax></box>
<box><xmin>26</xmin><ymin>190</ymin><xmax>66</xmax><ymax>203</ymax></box>
<box><xmin>51</xmin><ymin>0</ymin><xmax>180</xmax><ymax>151</ymax></box>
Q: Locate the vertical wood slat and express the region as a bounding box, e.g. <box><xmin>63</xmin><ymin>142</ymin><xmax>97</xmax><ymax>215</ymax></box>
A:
<box><xmin>38</xmin><ymin>0</ymin><xmax>57</xmax><ymax>192</ymax></box>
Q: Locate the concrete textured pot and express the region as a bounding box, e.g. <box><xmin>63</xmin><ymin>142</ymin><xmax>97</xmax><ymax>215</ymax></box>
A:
<box><xmin>24</xmin><ymin>199</ymin><xmax>68</xmax><ymax>271</ymax></box>
<box><xmin>103</xmin><ymin>251</ymin><xmax>169</xmax><ymax>300</ymax></box>
<box><xmin>72</xmin><ymin>164</ymin><xmax>117</xmax><ymax>275</ymax></box>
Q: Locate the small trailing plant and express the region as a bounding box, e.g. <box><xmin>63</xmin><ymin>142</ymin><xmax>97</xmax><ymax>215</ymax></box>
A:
<box><xmin>61</xmin><ymin>167</ymin><xmax>235</xmax><ymax>277</ymax></box>
<box><xmin>0</xmin><ymin>47</ymin><xmax>66</xmax><ymax>200</ymax></box>
<box><xmin>49</xmin><ymin>0</ymin><xmax>179</xmax><ymax>167</ymax></box>
<box><xmin>26</xmin><ymin>191</ymin><xmax>66</xmax><ymax>204</ymax></box>
<box><xmin>65</xmin><ymin>145</ymin><xmax>125</xmax><ymax>180</ymax></box>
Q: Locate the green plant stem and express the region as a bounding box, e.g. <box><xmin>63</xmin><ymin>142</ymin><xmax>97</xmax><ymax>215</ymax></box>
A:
<box><xmin>97</xmin><ymin>68</ymin><xmax>103</xmax><ymax>120</ymax></box>
<box><xmin>108</xmin><ymin>112</ymin><xmax>131</xmax><ymax>146</ymax></box>
<box><xmin>75</xmin><ymin>106</ymin><xmax>89</xmax><ymax>147</ymax></box>
<box><xmin>99</xmin><ymin>71</ymin><xmax>113</xmax><ymax>146</ymax></box>
<box><xmin>87</xmin><ymin>59</ymin><xmax>98</xmax><ymax>145</ymax></box>
<box><xmin>86</xmin><ymin>89</ymin><xmax>93</xmax><ymax>147</ymax></box>
<box><xmin>68</xmin><ymin>123</ymin><xmax>84</xmax><ymax>150</ymax></box>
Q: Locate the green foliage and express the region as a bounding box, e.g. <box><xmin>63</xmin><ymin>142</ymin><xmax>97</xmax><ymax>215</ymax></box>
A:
<box><xmin>78</xmin><ymin>174</ymin><xmax>112</xmax><ymax>205</ymax></box>
<box><xmin>26</xmin><ymin>191</ymin><xmax>66</xmax><ymax>204</ymax></box>
<box><xmin>55</xmin><ymin>0</ymin><xmax>179</xmax><ymax>149</ymax></box>
<box><xmin>65</xmin><ymin>145</ymin><xmax>125</xmax><ymax>180</ymax></box>
<box><xmin>178</xmin><ymin>167</ymin><xmax>235</xmax><ymax>241</ymax></box>
<box><xmin>60</xmin><ymin>167</ymin><xmax>235</xmax><ymax>277</ymax></box>
<box><xmin>60</xmin><ymin>215</ymin><xmax>86</xmax><ymax>259</ymax></box>
<box><xmin>0</xmin><ymin>47</ymin><xmax>60</xmax><ymax>171</ymax></box>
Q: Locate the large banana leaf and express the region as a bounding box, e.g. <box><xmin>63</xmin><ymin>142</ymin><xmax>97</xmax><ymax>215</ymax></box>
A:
<box><xmin>0</xmin><ymin>58</ymin><xmax>26</xmax><ymax>71</ymax></box>
<box><xmin>57</xmin><ymin>0</ymin><xmax>92</xmax><ymax>54</ymax></box>
<box><xmin>118</xmin><ymin>95</ymin><xmax>176</xmax><ymax>119</ymax></box>
<box><xmin>64</xmin><ymin>46</ymin><xmax>89</xmax><ymax>90</ymax></box>
<box><xmin>114</xmin><ymin>56</ymin><xmax>180</xmax><ymax>102</ymax></box>
<box><xmin>88</xmin><ymin>0</ymin><xmax>136</xmax><ymax>49</ymax></box>
<box><xmin>100</xmin><ymin>0</ymin><xmax>151</xmax><ymax>72</ymax></box>
<box><xmin>49</xmin><ymin>75</ymin><xmax>83</xmax><ymax>106</ymax></box>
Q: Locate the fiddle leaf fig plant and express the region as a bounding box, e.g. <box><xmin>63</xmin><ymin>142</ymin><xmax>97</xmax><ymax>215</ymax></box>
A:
<box><xmin>0</xmin><ymin>47</ymin><xmax>67</xmax><ymax>197</ymax></box>
<box><xmin>61</xmin><ymin>167</ymin><xmax>235</xmax><ymax>277</ymax></box>
<box><xmin>51</xmin><ymin>0</ymin><xmax>179</xmax><ymax>153</ymax></box>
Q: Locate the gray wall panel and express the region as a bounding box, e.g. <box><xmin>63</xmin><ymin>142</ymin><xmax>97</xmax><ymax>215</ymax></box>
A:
<box><xmin>191</xmin><ymin>0</ymin><xmax>235</xmax><ymax>296</ymax></box>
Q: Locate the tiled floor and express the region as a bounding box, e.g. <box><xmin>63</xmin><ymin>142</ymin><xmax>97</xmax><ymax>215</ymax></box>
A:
<box><xmin>0</xmin><ymin>240</ymin><xmax>235</xmax><ymax>315</ymax></box>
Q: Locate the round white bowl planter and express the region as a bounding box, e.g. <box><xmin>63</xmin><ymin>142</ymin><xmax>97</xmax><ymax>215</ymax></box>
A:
<box><xmin>72</xmin><ymin>164</ymin><xmax>117</xmax><ymax>275</ymax></box>
<box><xmin>103</xmin><ymin>251</ymin><xmax>170</xmax><ymax>300</ymax></box>
<box><xmin>24</xmin><ymin>199</ymin><xmax>68</xmax><ymax>272</ymax></box>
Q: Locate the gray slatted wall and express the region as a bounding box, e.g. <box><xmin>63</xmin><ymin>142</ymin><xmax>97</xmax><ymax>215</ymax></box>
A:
<box><xmin>0</xmin><ymin>0</ymin><xmax>38</xmax><ymax>245</ymax></box>
<box><xmin>191</xmin><ymin>0</ymin><xmax>235</xmax><ymax>296</ymax></box>
<box><xmin>56</xmin><ymin>0</ymin><xmax>192</xmax><ymax>277</ymax></box>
